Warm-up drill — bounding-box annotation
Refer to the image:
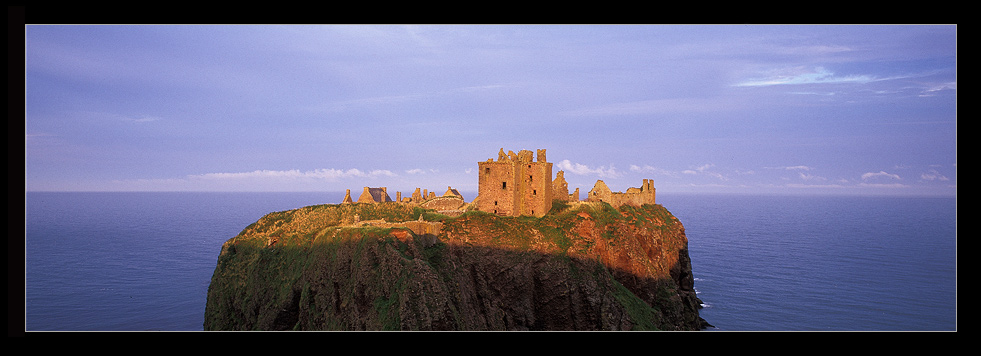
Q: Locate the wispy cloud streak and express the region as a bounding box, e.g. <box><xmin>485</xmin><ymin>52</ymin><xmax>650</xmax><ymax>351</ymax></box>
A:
<box><xmin>734</xmin><ymin>66</ymin><xmax>875</xmax><ymax>87</ymax></box>
<box><xmin>556</xmin><ymin>160</ymin><xmax>620</xmax><ymax>178</ymax></box>
<box><xmin>190</xmin><ymin>168</ymin><xmax>396</xmax><ymax>181</ymax></box>
<box><xmin>861</xmin><ymin>171</ymin><xmax>901</xmax><ymax>180</ymax></box>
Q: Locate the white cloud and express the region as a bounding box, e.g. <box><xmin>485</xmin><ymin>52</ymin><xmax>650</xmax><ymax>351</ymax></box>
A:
<box><xmin>681</xmin><ymin>164</ymin><xmax>727</xmax><ymax>181</ymax></box>
<box><xmin>693</xmin><ymin>164</ymin><xmax>714</xmax><ymax>172</ymax></box>
<box><xmin>783</xmin><ymin>165</ymin><xmax>814</xmax><ymax>171</ymax></box>
<box><xmin>798</xmin><ymin>172</ymin><xmax>826</xmax><ymax>181</ymax></box>
<box><xmin>784</xmin><ymin>183</ymin><xmax>846</xmax><ymax>189</ymax></box>
<box><xmin>629</xmin><ymin>164</ymin><xmax>677</xmax><ymax>177</ymax></box>
<box><xmin>861</xmin><ymin>171</ymin><xmax>901</xmax><ymax>180</ymax></box>
<box><xmin>629</xmin><ymin>164</ymin><xmax>651</xmax><ymax>172</ymax></box>
<box><xmin>858</xmin><ymin>183</ymin><xmax>909</xmax><ymax>189</ymax></box>
<box><xmin>556</xmin><ymin>159</ymin><xmax>620</xmax><ymax>178</ymax></box>
<box><xmin>406</xmin><ymin>168</ymin><xmax>426</xmax><ymax>175</ymax></box>
<box><xmin>918</xmin><ymin>82</ymin><xmax>956</xmax><ymax>97</ymax></box>
<box><xmin>920</xmin><ymin>170</ymin><xmax>950</xmax><ymax>181</ymax></box>
<box><xmin>123</xmin><ymin>115</ymin><xmax>160</xmax><ymax>123</ymax></box>
<box><xmin>766</xmin><ymin>165</ymin><xmax>823</xmax><ymax>180</ymax></box>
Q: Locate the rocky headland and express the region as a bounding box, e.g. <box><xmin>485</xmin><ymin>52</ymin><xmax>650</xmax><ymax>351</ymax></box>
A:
<box><xmin>203</xmin><ymin>200</ymin><xmax>710</xmax><ymax>331</ymax></box>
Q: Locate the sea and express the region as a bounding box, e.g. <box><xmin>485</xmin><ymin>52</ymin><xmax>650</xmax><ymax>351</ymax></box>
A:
<box><xmin>22</xmin><ymin>191</ymin><xmax>957</xmax><ymax>332</ymax></box>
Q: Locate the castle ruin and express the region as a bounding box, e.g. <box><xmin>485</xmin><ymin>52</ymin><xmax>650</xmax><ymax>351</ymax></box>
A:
<box><xmin>340</xmin><ymin>148</ymin><xmax>655</xmax><ymax>218</ymax></box>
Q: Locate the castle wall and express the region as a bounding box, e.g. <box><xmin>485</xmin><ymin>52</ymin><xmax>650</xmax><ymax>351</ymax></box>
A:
<box><xmin>586</xmin><ymin>179</ymin><xmax>655</xmax><ymax>208</ymax></box>
<box><xmin>352</xmin><ymin>219</ymin><xmax>443</xmax><ymax>236</ymax></box>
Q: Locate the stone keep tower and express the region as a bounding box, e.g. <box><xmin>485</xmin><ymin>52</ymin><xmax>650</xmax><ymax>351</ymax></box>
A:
<box><xmin>477</xmin><ymin>148</ymin><xmax>553</xmax><ymax>217</ymax></box>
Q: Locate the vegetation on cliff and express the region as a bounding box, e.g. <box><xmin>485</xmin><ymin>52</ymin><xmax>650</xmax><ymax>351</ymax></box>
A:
<box><xmin>203</xmin><ymin>201</ymin><xmax>708</xmax><ymax>331</ymax></box>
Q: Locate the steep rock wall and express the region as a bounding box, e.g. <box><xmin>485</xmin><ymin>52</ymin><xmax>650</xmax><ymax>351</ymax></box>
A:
<box><xmin>203</xmin><ymin>202</ymin><xmax>708</xmax><ymax>331</ymax></box>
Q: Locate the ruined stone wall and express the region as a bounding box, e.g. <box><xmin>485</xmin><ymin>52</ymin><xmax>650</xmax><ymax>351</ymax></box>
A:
<box><xmin>552</xmin><ymin>171</ymin><xmax>580</xmax><ymax>202</ymax></box>
<box><xmin>420</xmin><ymin>196</ymin><xmax>466</xmax><ymax>212</ymax></box>
<box><xmin>351</xmin><ymin>219</ymin><xmax>443</xmax><ymax>236</ymax></box>
<box><xmin>553</xmin><ymin>171</ymin><xmax>570</xmax><ymax>200</ymax></box>
<box><xmin>586</xmin><ymin>179</ymin><xmax>655</xmax><ymax>208</ymax></box>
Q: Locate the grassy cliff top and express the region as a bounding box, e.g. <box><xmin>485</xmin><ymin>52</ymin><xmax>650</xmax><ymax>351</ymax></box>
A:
<box><xmin>225</xmin><ymin>200</ymin><xmax>685</xmax><ymax>267</ymax></box>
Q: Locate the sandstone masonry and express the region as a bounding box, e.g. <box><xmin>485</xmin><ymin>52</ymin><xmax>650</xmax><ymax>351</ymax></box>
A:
<box><xmin>585</xmin><ymin>179</ymin><xmax>656</xmax><ymax>208</ymax></box>
<box><xmin>474</xmin><ymin>148</ymin><xmax>655</xmax><ymax>216</ymax></box>
<box><xmin>341</xmin><ymin>148</ymin><xmax>656</xmax><ymax>218</ymax></box>
<box><xmin>477</xmin><ymin>148</ymin><xmax>553</xmax><ymax>217</ymax></box>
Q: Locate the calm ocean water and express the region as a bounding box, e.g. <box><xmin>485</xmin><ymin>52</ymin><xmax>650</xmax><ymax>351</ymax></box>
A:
<box><xmin>23</xmin><ymin>192</ymin><xmax>957</xmax><ymax>331</ymax></box>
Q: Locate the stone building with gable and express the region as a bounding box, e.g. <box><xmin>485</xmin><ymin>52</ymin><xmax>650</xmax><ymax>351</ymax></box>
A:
<box><xmin>355</xmin><ymin>187</ymin><xmax>394</xmax><ymax>203</ymax></box>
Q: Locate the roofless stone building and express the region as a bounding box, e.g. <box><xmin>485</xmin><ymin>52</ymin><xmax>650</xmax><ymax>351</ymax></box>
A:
<box><xmin>341</xmin><ymin>148</ymin><xmax>655</xmax><ymax>218</ymax></box>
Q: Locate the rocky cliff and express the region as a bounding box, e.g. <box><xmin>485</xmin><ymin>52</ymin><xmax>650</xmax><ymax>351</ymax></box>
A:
<box><xmin>203</xmin><ymin>201</ymin><xmax>710</xmax><ymax>331</ymax></box>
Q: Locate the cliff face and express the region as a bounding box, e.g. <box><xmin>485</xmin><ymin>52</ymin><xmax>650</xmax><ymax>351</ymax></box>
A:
<box><xmin>203</xmin><ymin>201</ymin><xmax>709</xmax><ymax>331</ymax></box>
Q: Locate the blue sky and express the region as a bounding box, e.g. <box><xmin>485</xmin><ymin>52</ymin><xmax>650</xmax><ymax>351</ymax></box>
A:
<box><xmin>25</xmin><ymin>25</ymin><xmax>957</xmax><ymax>196</ymax></box>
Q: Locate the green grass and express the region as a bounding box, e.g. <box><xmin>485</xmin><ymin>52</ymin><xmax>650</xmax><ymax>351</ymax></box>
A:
<box><xmin>373</xmin><ymin>278</ymin><xmax>404</xmax><ymax>331</ymax></box>
<box><xmin>610</xmin><ymin>278</ymin><xmax>661</xmax><ymax>331</ymax></box>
